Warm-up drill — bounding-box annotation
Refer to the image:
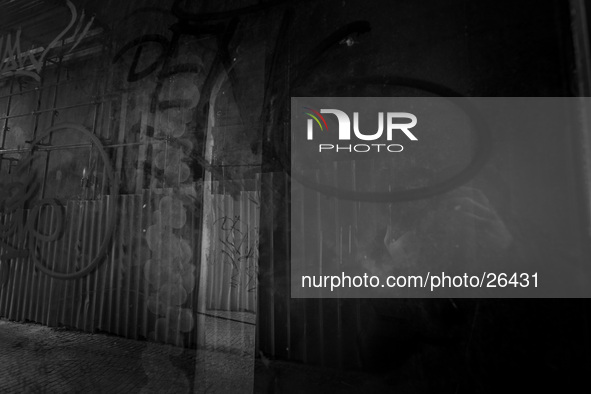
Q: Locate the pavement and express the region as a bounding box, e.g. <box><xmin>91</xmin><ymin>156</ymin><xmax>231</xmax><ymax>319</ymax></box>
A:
<box><xmin>0</xmin><ymin>311</ymin><xmax>256</xmax><ymax>393</ymax></box>
<box><xmin>1</xmin><ymin>312</ymin><xmax>396</xmax><ymax>393</ymax></box>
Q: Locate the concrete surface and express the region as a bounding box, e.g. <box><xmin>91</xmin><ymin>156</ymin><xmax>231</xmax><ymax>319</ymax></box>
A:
<box><xmin>0</xmin><ymin>310</ymin><xmax>256</xmax><ymax>393</ymax></box>
<box><xmin>1</xmin><ymin>311</ymin><xmax>393</xmax><ymax>393</ymax></box>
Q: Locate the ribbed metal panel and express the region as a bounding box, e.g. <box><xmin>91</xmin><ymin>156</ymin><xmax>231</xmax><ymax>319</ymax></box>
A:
<box><xmin>257</xmin><ymin>171</ymin><xmax>365</xmax><ymax>369</ymax></box>
<box><xmin>0</xmin><ymin>190</ymin><xmax>198</xmax><ymax>347</ymax></box>
<box><xmin>0</xmin><ymin>0</ymin><xmax>76</xmax><ymax>50</ymax></box>
<box><xmin>206</xmin><ymin>182</ymin><xmax>259</xmax><ymax>313</ymax></box>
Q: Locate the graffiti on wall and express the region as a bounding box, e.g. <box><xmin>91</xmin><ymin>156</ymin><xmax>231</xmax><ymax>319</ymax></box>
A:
<box><xmin>216</xmin><ymin>215</ymin><xmax>258</xmax><ymax>291</ymax></box>
<box><xmin>0</xmin><ymin>124</ymin><xmax>117</xmax><ymax>284</ymax></box>
<box><xmin>0</xmin><ymin>0</ymin><xmax>94</xmax><ymax>82</ymax></box>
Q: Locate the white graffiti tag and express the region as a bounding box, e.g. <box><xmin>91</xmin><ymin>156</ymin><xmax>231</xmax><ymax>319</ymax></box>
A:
<box><xmin>0</xmin><ymin>0</ymin><xmax>94</xmax><ymax>81</ymax></box>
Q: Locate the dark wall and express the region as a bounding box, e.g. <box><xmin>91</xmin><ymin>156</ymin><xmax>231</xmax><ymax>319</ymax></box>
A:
<box><xmin>257</xmin><ymin>0</ymin><xmax>590</xmax><ymax>392</ymax></box>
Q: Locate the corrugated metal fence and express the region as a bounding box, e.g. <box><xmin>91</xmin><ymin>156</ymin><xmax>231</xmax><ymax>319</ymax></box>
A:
<box><xmin>257</xmin><ymin>171</ymin><xmax>365</xmax><ymax>369</ymax></box>
<box><xmin>0</xmin><ymin>183</ymin><xmax>259</xmax><ymax>348</ymax></box>
<box><xmin>206</xmin><ymin>183</ymin><xmax>259</xmax><ymax>313</ymax></box>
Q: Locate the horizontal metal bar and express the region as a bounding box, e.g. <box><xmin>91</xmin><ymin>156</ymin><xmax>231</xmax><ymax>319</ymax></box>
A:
<box><xmin>0</xmin><ymin>100</ymin><xmax>104</xmax><ymax>122</ymax></box>
<box><xmin>213</xmin><ymin>164</ymin><xmax>260</xmax><ymax>167</ymax></box>
<box><xmin>0</xmin><ymin>140</ymin><xmax>169</xmax><ymax>154</ymax></box>
<box><xmin>0</xmin><ymin>28</ymin><xmax>104</xmax><ymax>69</ymax></box>
<box><xmin>0</xmin><ymin>78</ymin><xmax>102</xmax><ymax>100</ymax></box>
<box><xmin>196</xmin><ymin>311</ymin><xmax>256</xmax><ymax>326</ymax></box>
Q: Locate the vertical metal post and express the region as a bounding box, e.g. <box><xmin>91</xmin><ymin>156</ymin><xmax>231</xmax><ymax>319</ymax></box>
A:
<box><xmin>570</xmin><ymin>0</ymin><xmax>591</xmax><ymax>240</ymax></box>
